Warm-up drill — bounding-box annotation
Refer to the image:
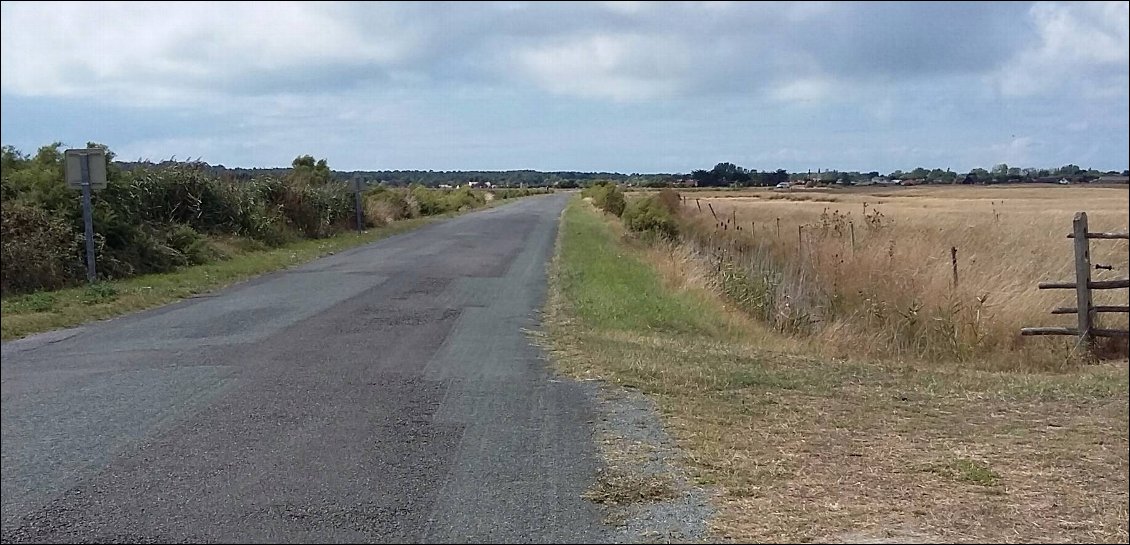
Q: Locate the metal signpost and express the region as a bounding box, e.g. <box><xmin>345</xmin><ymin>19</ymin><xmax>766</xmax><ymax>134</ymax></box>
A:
<box><xmin>354</xmin><ymin>178</ymin><xmax>364</xmax><ymax>234</ymax></box>
<box><xmin>64</xmin><ymin>148</ymin><xmax>108</xmax><ymax>283</ymax></box>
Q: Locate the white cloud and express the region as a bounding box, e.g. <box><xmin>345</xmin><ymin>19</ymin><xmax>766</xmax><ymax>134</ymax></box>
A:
<box><xmin>511</xmin><ymin>33</ymin><xmax>690</xmax><ymax>101</ymax></box>
<box><xmin>600</xmin><ymin>1</ymin><xmax>648</xmax><ymax>15</ymax></box>
<box><xmin>995</xmin><ymin>1</ymin><xmax>1129</xmax><ymax>97</ymax></box>
<box><xmin>769</xmin><ymin>77</ymin><xmax>832</xmax><ymax>104</ymax></box>
<box><xmin>0</xmin><ymin>2</ymin><xmax>415</xmax><ymax>104</ymax></box>
<box><xmin>1</xmin><ymin>2</ymin><xmax>1126</xmax><ymax>172</ymax></box>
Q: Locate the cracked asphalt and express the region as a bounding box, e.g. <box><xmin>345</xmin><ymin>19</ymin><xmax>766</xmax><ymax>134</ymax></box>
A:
<box><xmin>1</xmin><ymin>194</ymin><xmax>617</xmax><ymax>543</ymax></box>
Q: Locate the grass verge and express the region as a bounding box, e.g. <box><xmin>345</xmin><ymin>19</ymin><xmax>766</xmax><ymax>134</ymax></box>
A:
<box><xmin>1</xmin><ymin>216</ymin><xmax>440</xmax><ymax>340</ymax></box>
<box><xmin>545</xmin><ymin>197</ymin><xmax>1129</xmax><ymax>543</ymax></box>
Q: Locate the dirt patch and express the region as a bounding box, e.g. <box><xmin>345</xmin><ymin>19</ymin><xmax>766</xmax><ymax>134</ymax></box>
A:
<box><xmin>579</xmin><ymin>382</ymin><xmax>715</xmax><ymax>543</ymax></box>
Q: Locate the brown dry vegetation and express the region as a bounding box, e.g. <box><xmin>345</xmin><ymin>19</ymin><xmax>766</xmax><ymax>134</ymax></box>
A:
<box><xmin>547</xmin><ymin>197</ymin><xmax>1129</xmax><ymax>543</ymax></box>
<box><xmin>683</xmin><ymin>185</ymin><xmax>1129</xmax><ymax>369</ymax></box>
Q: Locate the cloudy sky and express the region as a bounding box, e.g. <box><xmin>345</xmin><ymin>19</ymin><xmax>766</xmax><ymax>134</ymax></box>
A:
<box><xmin>2</xmin><ymin>1</ymin><xmax>1127</xmax><ymax>173</ymax></box>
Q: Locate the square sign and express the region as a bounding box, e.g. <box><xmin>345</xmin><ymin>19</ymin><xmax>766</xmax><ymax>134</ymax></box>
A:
<box><xmin>65</xmin><ymin>148</ymin><xmax>108</xmax><ymax>190</ymax></box>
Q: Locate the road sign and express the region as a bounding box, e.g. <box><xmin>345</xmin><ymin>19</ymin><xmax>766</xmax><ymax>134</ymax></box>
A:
<box><xmin>65</xmin><ymin>148</ymin><xmax>108</xmax><ymax>190</ymax></box>
<box><xmin>354</xmin><ymin>178</ymin><xmax>364</xmax><ymax>234</ymax></box>
<box><xmin>64</xmin><ymin>148</ymin><xmax>105</xmax><ymax>282</ymax></box>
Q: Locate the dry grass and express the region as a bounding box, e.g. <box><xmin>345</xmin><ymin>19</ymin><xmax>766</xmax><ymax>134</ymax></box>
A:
<box><xmin>547</xmin><ymin>198</ymin><xmax>1130</xmax><ymax>543</ymax></box>
<box><xmin>683</xmin><ymin>185</ymin><xmax>1129</xmax><ymax>368</ymax></box>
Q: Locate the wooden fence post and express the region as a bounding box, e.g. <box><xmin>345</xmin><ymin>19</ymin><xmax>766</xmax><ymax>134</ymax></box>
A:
<box><xmin>1073</xmin><ymin>212</ymin><xmax>1093</xmax><ymax>349</ymax></box>
<box><xmin>951</xmin><ymin>246</ymin><xmax>958</xmax><ymax>290</ymax></box>
<box><xmin>776</xmin><ymin>218</ymin><xmax>780</xmax><ymax>238</ymax></box>
<box><xmin>1021</xmin><ymin>212</ymin><xmax>1128</xmax><ymax>344</ymax></box>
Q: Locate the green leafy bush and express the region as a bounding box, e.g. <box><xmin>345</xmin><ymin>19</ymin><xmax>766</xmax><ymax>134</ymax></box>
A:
<box><xmin>410</xmin><ymin>184</ymin><xmax>449</xmax><ymax>216</ymax></box>
<box><xmin>621</xmin><ymin>194</ymin><xmax>679</xmax><ymax>239</ymax></box>
<box><xmin>0</xmin><ymin>144</ymin><xmax>514</xmax><ymax>294</ymax></box>
<box><xmin>445</xmin><ymin>186</ymin><xmax>486</xmax><ymax>211</ymax></box>
<box><xmin>582</xmin><ymin>182</ymin><xmax>626</xmax><ymax>216</ymax></box>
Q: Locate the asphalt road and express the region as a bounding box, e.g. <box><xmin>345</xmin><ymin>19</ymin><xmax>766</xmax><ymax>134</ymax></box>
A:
<box><xmin>1</xmin><ymin>194</ymin><xmax>615</xmax><ymax>543</ymax></box>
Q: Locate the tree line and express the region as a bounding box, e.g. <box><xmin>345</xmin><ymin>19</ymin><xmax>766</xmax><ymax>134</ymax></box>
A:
<box><xmin>109</xmin><ymin>158</ymin><xmax>1127</xmax><ymax>189</ymax></box>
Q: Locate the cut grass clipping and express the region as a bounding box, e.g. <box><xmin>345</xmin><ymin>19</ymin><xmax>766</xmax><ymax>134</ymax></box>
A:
<box><xmin>545</xmin><ymin>197</ymin><xmax>1129</xmax><ymax>544</ymax></box>
<box><xmin>1</xmin><ymin>217</ymin><xmax>435</xmax><ymax>340</ymax></box>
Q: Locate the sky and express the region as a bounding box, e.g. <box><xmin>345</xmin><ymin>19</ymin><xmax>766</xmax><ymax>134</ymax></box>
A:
<box><xmin>1</xmin><ymin>1</ymin><xmax>1128</xmax><ymax>174</ymax></box>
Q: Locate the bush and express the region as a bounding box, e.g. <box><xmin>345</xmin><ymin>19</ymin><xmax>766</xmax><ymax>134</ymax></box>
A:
<box><xmin>1</xmin><ymin>202</ymin><xmax>80</xmax><ymax>294</ymax></box>
<box><xmin>0</xmin><ymin>145</ymin><xmax>502</xmax><ymax>294</ymax></box>
<box><xmin>163</xmin><ymin>224</ymin><xmax>216</xmax><ymax>265</ymax></box>
<box><xmin>265</xmin><ymin>181</ymin><xmax>353</xmax><ymax>238</ymax></box>
<box><xmin>364</xmin><ymin>187</ymin><xmax>414</xmax><ymax>225</ymax></box>
<box><xmin>445</xmin><ymin>186</ymin><xmax>485</xmax><ymax>211</ymax></box>
<box><xmin>583</xmin><ymin>183</ymin><xmax>626</xmax><ymax>216</ymax></box>
<box><xmin>656</xmin><ymin>188</ymin><xmax>682</xmax><ymax>213</ymax></box>
<box><xmin>622</xmin><ymin>195</ymin><xmax>679</xmax><ymax>239</ymax></box>
<box><xmin>410</xmin><ymin>184</ymin><xmax>450</xmax><ymax>216</ymax></box>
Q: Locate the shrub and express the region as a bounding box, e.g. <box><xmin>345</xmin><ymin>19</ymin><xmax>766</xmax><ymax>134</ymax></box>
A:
<box><xmin>583</xmin><ymin>183</ymin><xmax>626</xmax><ymax>216</ymax></box>
<box><xmin>1</xmin><ymin>202</ymin><xmax>80</xmax><ymax>294</ymax></box>
<box><xmin>656</xmin><ymin>188</ymin><xmax>682</xmax><ymax>214</ymax></box>
<box><xmin>272</xmin><ymin>181</ymin><xmax>353</xmax><ymax>238</ymax></box>
<box><xmin>410</xmin><ymin>184</ymin><xmax>450</xmax><ymax>216</ymax></box>
<box><xmin>163</xmin><ymin>224</ymin><xmax>216</xmax><ymax>265</ymax></box>
<box><xmin>622</xmin><ymin>195</ymin><xmax>679</xmax><ymax>239</ymax></box>
<box><xmin>364</xmin><ymin>187</ymin><xmax>413</xmax><ymax>225</ymax></box>
<box><xmin>445</xmin><ymin>186</ymin><xmax>486</xmax><ymax>211</ymax></box>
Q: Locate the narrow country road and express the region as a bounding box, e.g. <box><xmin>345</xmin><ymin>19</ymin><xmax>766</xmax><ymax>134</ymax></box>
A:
<box><xmin>1</xmin><ymin>194</ymin><xmax>613</xmax><ymax>543</ymax></box>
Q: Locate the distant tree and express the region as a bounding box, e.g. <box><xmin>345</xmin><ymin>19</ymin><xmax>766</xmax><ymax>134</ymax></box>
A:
<box><xmin>907</xmin><ymin>167</ymin><xmax>929</xmax><ymax>179</ymax></box>
<box><xmin>710</xmin><ymin>162</ymin><xmax>750</xmax><ymax>184</ymax></box>
<box><xmin>765</xmin><ymin>169</ymin><xmax>789</xmax><ymax>187</ymax></box>
<box><xmin>289</xmin><ymin>155</ymin><xmax>332</xmax><ymax>185</ymax></box>
<box><xmin>691</xmin><ymin>169</ymin><xmax>718</xmax><ymax>186</ymax></box>
<box><xmin>1055</xmin><ymin>164</ymin><xmax>1082</xmax><ymax>177</ymax></box>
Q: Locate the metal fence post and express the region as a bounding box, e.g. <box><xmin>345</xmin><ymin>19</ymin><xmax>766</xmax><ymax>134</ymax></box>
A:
<box><xmin>80</xmin><ymin>154</ymin><xmax>97</xmax><ymax>283</ymax></box>
<box><xmin>354</xmin><ymin>179</ymin><xmax>364</xmax><ymax>234</ymax></box>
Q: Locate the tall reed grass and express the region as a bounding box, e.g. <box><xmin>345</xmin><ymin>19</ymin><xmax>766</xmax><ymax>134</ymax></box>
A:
<box><xmin>678</xmin><ymin>186</ymin><xmax>1129</xmax><ymax>368</ymax></box>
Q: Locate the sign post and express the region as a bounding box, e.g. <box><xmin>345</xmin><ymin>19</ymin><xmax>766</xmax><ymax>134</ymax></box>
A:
<box><xmin>354</xmin><ymin>179</ymin><xmax>364</xmax><ymax>234</ymax></box>
<box><xmin>65</xmin><ymin>148</ymin><xmax>108</xmax><ymax>283</ymax></box>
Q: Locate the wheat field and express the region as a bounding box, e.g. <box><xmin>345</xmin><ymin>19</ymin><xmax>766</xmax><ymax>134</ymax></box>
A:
<box><xmin>683</xmin><ymin>184</ymin><xmax>1129</xmax><ymax>368</ymax></box>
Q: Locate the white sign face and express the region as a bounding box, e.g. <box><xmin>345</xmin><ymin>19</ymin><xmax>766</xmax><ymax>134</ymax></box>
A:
<box><xmin>65</xmin><ymin>148</ymin><xmax>108</xmax><ymax>190</ymax></box>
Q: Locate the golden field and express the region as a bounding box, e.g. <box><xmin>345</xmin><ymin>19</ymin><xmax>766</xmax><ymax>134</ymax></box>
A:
<box><xmin>681</xmin><ymin>184</ymin><xmax>1129</xmax><ymax>368</ymax></box>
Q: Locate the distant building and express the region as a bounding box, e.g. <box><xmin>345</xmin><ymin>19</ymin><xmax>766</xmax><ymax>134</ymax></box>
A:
<box><xmin>1094</xmin><ymin>175</ymin><xmax>1129</xmax><ymax>184</ymax></box>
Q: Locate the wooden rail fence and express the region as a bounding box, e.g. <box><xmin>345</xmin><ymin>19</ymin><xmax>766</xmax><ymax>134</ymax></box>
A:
<box><xmin>1021</xmin><ymin>212</ymin><xmax>1129</xmax><ymax>350</ymax></box>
